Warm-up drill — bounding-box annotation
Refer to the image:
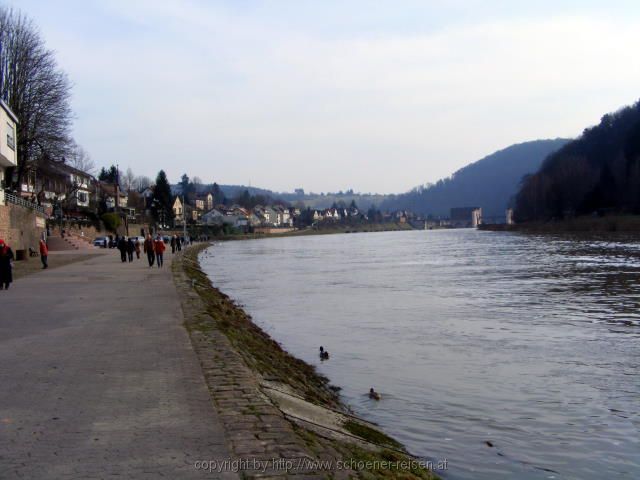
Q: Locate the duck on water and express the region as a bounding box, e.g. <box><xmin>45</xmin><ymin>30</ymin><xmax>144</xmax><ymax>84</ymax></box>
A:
<box><xmin>319</xmin><ymin>346</ymin><xmax>330</xmax><ymax>360</ymax></box>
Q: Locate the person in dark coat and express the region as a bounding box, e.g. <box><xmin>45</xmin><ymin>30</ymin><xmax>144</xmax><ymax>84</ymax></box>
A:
<box><xmin>170</xmin><ymin>235</ymin><xmax>176</xmax><ymax>254</ymax></box>
<box><xmin>117</xmin><ymin>237</ymin><xmax>127</xmax><ymax>262</ymax></box>
<box><xmin>143</xmin><ymin>234</ymin><xmax>155</xmax><ymax>267</ymax></box>
<box><xmin>126</xmin><ymin>237</ymin><xmax>135</xmax><ymax>262</ymax></box>
<box><xmin>0</xmin><ymin>239</ymin><xmax>15</xmax><ymax>290</ymax></box>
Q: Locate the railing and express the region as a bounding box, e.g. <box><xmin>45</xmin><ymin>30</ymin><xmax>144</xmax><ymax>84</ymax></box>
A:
<box><xmin>3</xmin><ymin>190</ymin><xmax>46</xmax><ymax>215</ymax></box>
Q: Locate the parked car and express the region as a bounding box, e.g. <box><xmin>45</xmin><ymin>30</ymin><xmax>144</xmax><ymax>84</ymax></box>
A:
<box><xmin>93</xmin><ymin>236</ymin><xmax>108</xmax><ymax>248</ymax></box>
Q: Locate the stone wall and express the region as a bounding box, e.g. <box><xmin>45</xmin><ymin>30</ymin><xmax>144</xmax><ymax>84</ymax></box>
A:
<box><xmin>48</xmin><ymin>223</ymin><xmax>101</xmax><ymax>241</ymax></box>
<box><xmin>0</xmin><ymin>204</ymin><xmax>46</xmax><ymax>253</ymax></box>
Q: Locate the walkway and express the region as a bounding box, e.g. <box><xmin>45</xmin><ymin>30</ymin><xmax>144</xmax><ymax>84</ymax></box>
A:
<box><xmin>0</xmin><ymin>249</ymin><xmax>236</xmax><ymax>479</ymax></box>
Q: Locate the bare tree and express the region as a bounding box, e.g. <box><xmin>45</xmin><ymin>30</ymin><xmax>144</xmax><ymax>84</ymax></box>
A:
<box><xmin>121</xmin><ymin>167</ymin><xmax>134</xmax><ymax>192</ymax></box>
<box><xmin>66</xmin><ymin>142</ymin><xmax>96</xmax><ymax>174</ymax></box>
<box><xmin>133</xmin><ymin>175</ymin><xmax>152</xmax><ymax>192</ymax></box>
<box><xmin>192</xmin><ymin>176</ymin><xmax>203</xmax><ymax>193</ymax></box>
<box><xmin>0</xmin><ymin>7</ymin><xmax>73</xmax><ymax>188</ymax></box>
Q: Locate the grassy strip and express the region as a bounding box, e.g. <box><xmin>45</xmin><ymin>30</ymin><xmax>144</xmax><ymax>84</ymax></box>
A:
<box><xmin>294</xmin><ymin>426</ymin><xmax>439</xmax><ymax>480</ymax></box>
<box><xmin>342</xmin><ymin>420</ymin><xmax>402</xmax><ymax>450</ymax></box>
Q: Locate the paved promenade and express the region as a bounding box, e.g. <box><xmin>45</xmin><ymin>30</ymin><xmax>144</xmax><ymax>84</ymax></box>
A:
<box><xmin>0</xmin><ymin>250</ymin><xmax>236</xmax><ymax>479</ymax></box>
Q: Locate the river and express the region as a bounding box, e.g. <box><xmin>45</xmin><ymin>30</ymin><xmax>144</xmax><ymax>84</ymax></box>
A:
<box><xmin>199</xmin><ymin>229</ymin><xmax>639</xmax><ymax>480</ymax></box>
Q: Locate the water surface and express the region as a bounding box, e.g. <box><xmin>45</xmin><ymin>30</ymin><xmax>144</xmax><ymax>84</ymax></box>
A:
<box><xmin>200</xmin><ymin>230</ymin><xmax>639</xmax><ymax>479</ymax></box>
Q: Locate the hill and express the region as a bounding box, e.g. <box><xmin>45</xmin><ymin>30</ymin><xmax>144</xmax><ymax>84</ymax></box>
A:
<box><xmin>515</xmin><ymin>100</ymin><xmax>640</xmax><ymax>221</ymax></box>
<box><xmin>171</xmin><ymin>183</ymin><xmax>388</xmax><ymax>210</ymax></box>
<box><xmin>380</xmin><ymin>139</ymin><xmax>569</xmax><ymax>217</ymax></box>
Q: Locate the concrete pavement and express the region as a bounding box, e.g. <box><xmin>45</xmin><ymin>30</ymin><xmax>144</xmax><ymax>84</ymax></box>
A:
<box><xmin>0</xmin><ymin>249</ymin><xmax>236</xmax><ymax>479</ymax></box>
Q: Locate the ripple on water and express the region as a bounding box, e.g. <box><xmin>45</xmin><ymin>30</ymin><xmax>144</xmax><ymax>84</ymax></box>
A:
<box><xmin>201</xmin><ymin>230</ymin><xmax>640</xmax><ymax>480</ymax></box>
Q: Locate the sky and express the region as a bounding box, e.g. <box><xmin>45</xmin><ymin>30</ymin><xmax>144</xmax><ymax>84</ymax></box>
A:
<box><xmin>11</xmin><ymin>0</ymin><xmax>640</xmax><ymax>194</ymax></box>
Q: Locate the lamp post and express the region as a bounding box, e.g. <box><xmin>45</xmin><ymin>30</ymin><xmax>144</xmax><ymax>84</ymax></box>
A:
<box><xmin>182</xmin><ymin>195</ymin><xmax>187</xmax><ymax>242</ymax></box>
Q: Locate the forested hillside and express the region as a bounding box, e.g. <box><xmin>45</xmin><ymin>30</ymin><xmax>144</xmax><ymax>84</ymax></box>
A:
<box><xmin>381</xmin><ymin>139</ymin><xmax>568</xmax><ymax>216</ymax></box>
<box><xmin>515</xmin><ymin>100</ymin><xmax>640</xmax><ymax>221</ymax></box>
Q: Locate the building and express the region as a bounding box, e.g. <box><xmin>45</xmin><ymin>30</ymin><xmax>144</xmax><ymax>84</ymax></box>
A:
<box><xmin>34</xmin><ymin>161</ymin><xmax>96</xmax><ymax>216</ymax></box>
<box><xmin>100</xmin><ymin>182</ymin><xmax>128</xmax><ymax>210</ymax></box>
<box><xmin>201</xmin><ymin>208</ymin><xmax>225</xmax><ymax>225</ymax></box>
<box><xmin>450</xmin><ymin>207</ymin><xmax>482</xmax><ymax>228</ymax></box>
<box><xmin>172</xmin><ymin>196</ymin><xmax>183</xmax><ymax>222</ymax></box>
<box><xmin>506</xmin><ymin>208</ymin><xmax>514</xmax><ymax>225</ymax></box>
<box><xmin>0</xmin><ymin>99</ymin><xmax>48</xmax><ymax>252</ymax></box>
<box><xmin>0</xmin><ymin>99</ymin><xmax>18</xmax><ymax>205</ymax></box>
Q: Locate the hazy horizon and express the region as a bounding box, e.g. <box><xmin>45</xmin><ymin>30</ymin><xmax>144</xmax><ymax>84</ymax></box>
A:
<box><xmin>12</xmin><ymin>1</ymin><xmax>640</xmax><ymax>193</ymax></box>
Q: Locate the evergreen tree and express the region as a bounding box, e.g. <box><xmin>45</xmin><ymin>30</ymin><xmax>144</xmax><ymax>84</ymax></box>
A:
<box><xmin>212</xmin><ymin>182</ymin><xmax>225</xmax><ymax>205</ymax></box>
<box><xmin>152</xmin><ymin>170</ymin><xmax>174</xmax><ymax>223</ymax></box>
<box><xmin>179</xmin><ymin>173</ymin><xmax>190</xmax><ymax>195</ymax></box>
<box><xmin>98</xmin><ymin>165</ymin><xmax>118</xmax><ymax>183</ymax></box>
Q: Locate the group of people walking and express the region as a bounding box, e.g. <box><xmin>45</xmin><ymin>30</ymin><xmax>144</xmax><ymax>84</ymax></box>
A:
<box><xmin>116</xmin><ymin>234</ymin><xmax>169</xmax><ymax>268</ymax></box>
<box><xmin>143</xmin><ymin>234</ymin><xmax>166</xmax><ymax>268</ymax></box>
<box><xmin>116</xmin><ymin>236</ymin><xmax>141</xmax><ymax>263</ymax></box>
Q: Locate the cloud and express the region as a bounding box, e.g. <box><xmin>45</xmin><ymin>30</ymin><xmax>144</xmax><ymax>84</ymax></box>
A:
<box><xmin>14</xmin><ymin>1</ymin><xmax>640</xmax><ymax>192</ymax></box>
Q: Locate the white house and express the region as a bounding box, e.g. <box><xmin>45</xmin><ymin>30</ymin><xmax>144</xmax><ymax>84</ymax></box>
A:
<box><xmin>0</xmin><ymin>99</ymin><xmax>18</xmax><ymax>205</ymax></box>
<box><xmin>201</xmin><ymin>208</ymin><xmax>225</xmax><ymax>225</ymax></box>
<box><xmin>273</xmin><ymin>205</ymin><xmax>292</xmax><ymax>226</ymax></box>
<box><xmin>172</xmin><ymin>196</ymin><xmax>183</xmax><ymax>222</ymax></box>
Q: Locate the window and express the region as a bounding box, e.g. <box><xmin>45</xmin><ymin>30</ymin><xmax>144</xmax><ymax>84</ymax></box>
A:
<box><xmin>77</xmin><ymin>191</ymin><xmax>88</xmax><ymax>204</ymax></box>
<box><xmin>7</xmin><ymin>123</ymin><xmax>15</xmax><ymax>150</ymax></box>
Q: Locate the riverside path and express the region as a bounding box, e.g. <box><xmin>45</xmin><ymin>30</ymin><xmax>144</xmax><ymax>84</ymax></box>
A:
<box><xmin>0</xmin><ymin>249</ymin><xmax>237</xmax><ymax>479</ymax></box>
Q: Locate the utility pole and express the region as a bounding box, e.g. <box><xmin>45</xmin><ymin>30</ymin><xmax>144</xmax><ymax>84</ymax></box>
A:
<box><xmin>182</xmin><ymin>195</ymin><xmax>187</xmax><ymax>241</ymax></box>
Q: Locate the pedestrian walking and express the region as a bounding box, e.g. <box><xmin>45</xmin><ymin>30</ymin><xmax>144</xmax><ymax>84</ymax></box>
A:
<box><xmin>117</xmin><ymin>236</ymin><xmax>127</xmax><ymax>262</ymax></box>
<box><xmin>154</xmin><ymin>235</ymin><xmax>165</xmax><ymax>268</ymax></box>
<box><xmin>0</xmin><ymin>239</ymin><xmax>14</xmax><ymax>290</ymax></box>
<box><xmin>144</xmin><ymin>234</ymin><xmax>155</xmax><ymax>267</ymax></box>
<box><xmin>176</xmin><ymin>236</ymin><xmax>182</xmax><ymax>251</ymax></box>
<box><xmin>39</xmin><ymin>237</ymin><xmax>49</xmax><ymax>269</ymax></box>
<box><xmin>127</xmin><ymin>237</ymin><xmax>135</xmax><ymax>262</ymax></box>
<box><xmin>170</xmin><ymin>235</ymin><xmax>176</xmax><ymax>254</ymax></box>
<box><xmin>134</xmin><ymin>238</ymin><xmax>141</xmax><ymax>259</ymax></box>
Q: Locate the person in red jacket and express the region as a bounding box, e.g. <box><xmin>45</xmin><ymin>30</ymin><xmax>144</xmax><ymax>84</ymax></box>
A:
<box><xmin>39</xmin><ymin>237</ymin><xmax>49</xmax><ymax>269</ymax></box>
<box><xmin>154</xmin><ymin>235</ymin><xmax>165</xmax><ymax>268</ymax></box>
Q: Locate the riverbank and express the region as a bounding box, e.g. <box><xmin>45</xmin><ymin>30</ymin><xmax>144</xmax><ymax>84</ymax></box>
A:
<box><xmin>479</xmin><ymin>214</ymin><xmax>640</xmax><ymax>233</ymax></box>
<box><xmin>173</xmin><ymin>244</ymin><xmax>441</xmax><ymax>479</ymax></box>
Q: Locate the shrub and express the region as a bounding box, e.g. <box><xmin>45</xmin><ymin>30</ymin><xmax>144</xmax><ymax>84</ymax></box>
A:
<box><xmin>101</xmin><ymin>212</ymin><xmax>121</xmax><ymax>232</ymax></box>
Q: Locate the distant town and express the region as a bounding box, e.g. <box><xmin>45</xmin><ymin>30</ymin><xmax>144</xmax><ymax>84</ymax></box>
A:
<box><xmin>1</xmin><ymin>134</ymin><xmax>505</xmax><ymax>252</ymax></box>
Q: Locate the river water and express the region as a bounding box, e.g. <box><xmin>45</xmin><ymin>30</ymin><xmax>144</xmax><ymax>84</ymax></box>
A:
<box><xmin>200</xmin><ymin>229</ymin><xmax>639</xmax><ymax>480</ymax></box>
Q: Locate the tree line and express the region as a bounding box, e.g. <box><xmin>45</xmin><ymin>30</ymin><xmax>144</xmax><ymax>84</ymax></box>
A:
<box><xmin>515</xmin><ymin>100</ymin><xmax>640</xmax><ymax>222</ymax></box>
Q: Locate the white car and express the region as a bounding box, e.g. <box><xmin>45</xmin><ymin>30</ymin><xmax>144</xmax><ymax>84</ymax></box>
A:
<box><xmin>93</xmin><ymin>236</ymin><xmax>108</xmax><ymax>248</ymax></box>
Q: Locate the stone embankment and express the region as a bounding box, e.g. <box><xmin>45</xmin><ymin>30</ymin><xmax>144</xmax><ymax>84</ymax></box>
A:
<box><xmin>173</xmin><ymin>245</ymin><xmax>439</xmax><ymax>479</ymax></box>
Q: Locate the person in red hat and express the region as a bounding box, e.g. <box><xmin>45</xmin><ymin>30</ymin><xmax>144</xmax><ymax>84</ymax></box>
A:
<box><xmin>0</xmin><ymin>238</ymin><xmax>14</xmax><ymax>290</ymax></box>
